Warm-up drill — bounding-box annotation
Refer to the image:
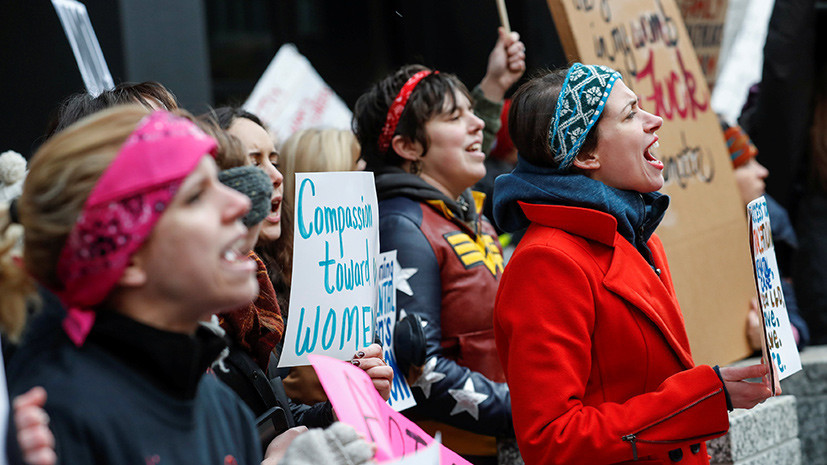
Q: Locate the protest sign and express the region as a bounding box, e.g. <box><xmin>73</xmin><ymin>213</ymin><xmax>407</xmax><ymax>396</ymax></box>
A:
<box><xmin>546</xmin><ymin>0</ymin><xmax>755</xmax><ymax>365</ymax></box>
<box><xmin>309</xmin><ymin>355</ymin><xmax>471</xmax><ymax>465</ymax></box>
<box><xmin>747</xmin><ymin>196</ymin><xmax>802</xmax><ymax>386</ymax></box>
<box><xmin>675</xmin><ymin>0</ymin><xmax>728</xmax><ymax>88</ymax></box>
<box><xmin>51</xmin><ymin>0</ymin><xmax>114</xmax><ymax>96</ymax></box>
<box><xmin>383</xmin><ymin>436</ymin><xmax>440</xmax><ymax>465</ymax></box>
<box><xmin>243</xmin><ymin>44</ymin><xmax>352</xmax><ymax>144</ymax></box>
<box><xmin>709</xmin><ymin>0</ymin><xmax>774</xmax><ymax>124</ymax></box>
<box><xmin>376</xmin><ymin>251</ymin><xmax>417</xmax><ymax>411</ymax></box>
<box><xmin>279</xmin><ymin>172</ymin><xmax>380</xmax><ymax>367</ymax></box>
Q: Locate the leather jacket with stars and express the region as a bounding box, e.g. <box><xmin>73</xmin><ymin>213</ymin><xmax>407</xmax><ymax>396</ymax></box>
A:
<box><xmin>375</xmin><ymin>169</ymin><xmax>514</xmax><ymax>455</ymax></box>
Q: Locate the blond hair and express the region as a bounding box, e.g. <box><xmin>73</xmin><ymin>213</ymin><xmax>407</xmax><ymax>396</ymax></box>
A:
<box><xmin>0</xmin><ymin>106</ymin><xmax>151</xmax><ymax>337</ymax></box>
<box><xmin>280</xmin><ymin>128</ymin><xmax>360</xmax><ymax>205</ymax></box>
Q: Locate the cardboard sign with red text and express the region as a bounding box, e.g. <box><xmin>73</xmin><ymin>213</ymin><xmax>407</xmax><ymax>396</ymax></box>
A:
<box><xmin>309</xmin><ymin>355</ymin><xmax>471</xmax><ymax>465</ymax></box>
<box><xmin>546</xmin><ymin>0</ymin><xmax>755</xmax><ymax>365</ymax></box>
<box><xmin>674</xmin><ymin>0</ymin><xmax>728</xmax><ymax>88</ymax></box>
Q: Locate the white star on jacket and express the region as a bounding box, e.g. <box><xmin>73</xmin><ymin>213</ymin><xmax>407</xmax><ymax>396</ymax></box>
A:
<box><xmin>448</xmin><ymin>377</ymin><xmax>489</xmax><ymax>420</ymax></box>
<box><xmin>411</xmin><ymin>357</ymin><xmax>445</xmax><ymax>398</ymax></box>
<box><xmin>394</xmin><ymin>259</ymin><xmax>418</xmax><ymax>296</ymax></box>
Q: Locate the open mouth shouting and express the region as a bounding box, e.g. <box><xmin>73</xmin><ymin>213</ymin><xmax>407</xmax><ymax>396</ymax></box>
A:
<box><xmin>644</xmin><ymin>137</ymin><xmax>664</xmax><ymax>171</ymax></box>
<box><xmin>267</xmin><ymin>196</ymin><xmax>281</xmax><ymax>224</ymax></box>
<box><xmin>221</xmin><ymin>235</ymin><xmax>256</xmax><ymax>273</ymax></box>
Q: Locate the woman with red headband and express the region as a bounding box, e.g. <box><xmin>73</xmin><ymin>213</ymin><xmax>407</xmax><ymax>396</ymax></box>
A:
<box><xmin>3</xmin><ymin>106</ymin><xmax>270</xmax><ymax>464</ymax></box>
<box><xmin>353</xmin><ymin>57</ymin><xmax>521</xmax><ymax>463</ymax></box>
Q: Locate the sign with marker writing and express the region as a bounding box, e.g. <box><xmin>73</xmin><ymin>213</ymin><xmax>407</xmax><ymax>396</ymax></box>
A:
<box><xmin>309</xmin><ymin>355</ymin><xmax>471</xmax><ymax>465</ymax></box>
<box><xmin>546</xmin><ymin>0</ymin><xmax>755</xmax><ymax>365</ymax></box>
<box><xmin>675</xmin><ymin>0</ymin><xmax>728</xmax><ymax>87</ymax></box>
<box><xmin>383</xmin><ymin>436</ymin><xmax>440</xmax><ymax>465</ymax></box>
<box><xmin>747</xmin><ymin>196</ymin><xmax>802</xmax><ymax>383</ymax></box>
<box><xmin>279</xmin><ymin>172</ymin><xmax>379</xmax><ymax>367</ymax></box>
<box><xmin>244</xmin><ymin>44</ymin><xmax>352</xmax><ymax>144</ymax></box>
<box><xmin>376</xmin><ymin>252</ymin><xmax>416</xmax><ymax>411</ymax></box>
<box><xmin>51</xmin><ymin>0</ymin><xmax>114</xmax><ymax>96</ymax></box>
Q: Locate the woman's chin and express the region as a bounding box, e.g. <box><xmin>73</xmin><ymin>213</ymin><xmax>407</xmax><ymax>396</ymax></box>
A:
<box><xmin>257</xmin><ymin>224</ymin><xmax>282</xmax><ymax>243</ymax></box>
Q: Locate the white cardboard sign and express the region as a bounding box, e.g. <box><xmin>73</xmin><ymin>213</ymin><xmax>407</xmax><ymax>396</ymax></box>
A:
<box><xmin>51</xmin><ymin>0</ymin><xmax>114</xmax><ymax>96</ymax></box>
<box><xmin>279</xmin><ymin>172</ymin><xmax>380</xmax><ymax>367</ymax></box>
<box><xmin>376</xmin><ymin>251</ymin><xmax>416</xmax><ymax>411</ymax></box>
<box><xmin>747</xmin><ymin>196</ymin><xmax>802</xmax><ymax>383</ymax></box>
<box><xmin>243</xmin><ymin>44</ymin><xmax>352</xmax><ymax>144</ymax></box>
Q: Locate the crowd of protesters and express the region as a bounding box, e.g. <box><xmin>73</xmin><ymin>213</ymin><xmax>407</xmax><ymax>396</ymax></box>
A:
<box><xmin>0</xmin><ymin>1</ymin><xmax>825</xmax><ymax>463</ymax></box>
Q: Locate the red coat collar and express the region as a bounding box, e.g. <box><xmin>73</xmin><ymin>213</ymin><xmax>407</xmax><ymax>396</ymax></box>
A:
<box><xmin>518</xmin><ymin>201</ymin><xmax>695</xmax><ymax>369</ymax></box>
<box><xmin>518</xmin><ymin>202</ymin><xmax>618</xmax><ymax>247</ymax></box>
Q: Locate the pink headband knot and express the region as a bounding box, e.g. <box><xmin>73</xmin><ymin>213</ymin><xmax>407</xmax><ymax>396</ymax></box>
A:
<box><xmin>55</xmin><ymin>110</ymin><xmax>217</xmax><ymax>346</ymax></box>
<box><xmin>377</xmin><ymin>69</ymin><xmax>436</xmax><ymax>154</ymax></box>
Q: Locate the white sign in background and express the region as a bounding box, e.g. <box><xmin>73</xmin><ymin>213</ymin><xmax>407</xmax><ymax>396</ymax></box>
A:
<box><xmin>51</xmin><ymin>0</ymin><xmax>114</xmax><ymax>97</ymax></box>
<box><xmin>279</xmin><ymin>172</ymin><xmax>379</xmax><ymax>367</ymax></box>
<box><xmin>376</xmin><ymin>251</ymin><xmax>416</xmax><ymax>412</ymax></box>
<box><xmin>747</xmin><ymin>196</ymin><xmax>802</xmax><ymax>381</ymax></box>
<box><xmin>243</xmin><ymin>44</ymin><xmax>352</xmax><ymax>144</ymax></box>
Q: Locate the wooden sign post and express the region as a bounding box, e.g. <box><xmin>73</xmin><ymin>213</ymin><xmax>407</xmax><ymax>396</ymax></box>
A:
<box><xmin>546</xmin><ymin>0</ymin><xmax>754</xmax><ymax>365</ymax></box>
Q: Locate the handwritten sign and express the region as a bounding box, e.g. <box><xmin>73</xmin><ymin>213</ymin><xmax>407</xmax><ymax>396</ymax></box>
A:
<box><xmin>747</xmin><ymin>196</ymin><xmax>802</xmax><ymax>383</ymax></box>
<box><xmin>243</xmin><ymin>44</ymin><xmax>352</xmax><ymax>144</ymax></box>
<box><xmin>309</xmin><ymin>355</ymin><xmax>471</xmax><ymax>465</ymax></box>
<box><xmin>382</xmin><ymin>435</ymin><xmax>441</xmax><ymax>465</ymax></box>
<box><xmin>51</xmin><ymin>0</ymin><xmax>114</xmax><ymax>96</ymax></box>
<box><xmin>546</xmin><ymin>0</ymin><xmax>755</xmax><ymax>365</ymax></box>
<box><xmin>376</xmin><ymin>252</ymin><xmax>416</xmax><ymax>411</ymax></box>
<box><xmin>279</xmin><ymin>172</ymin><xmax>380</xmax><ymax>367</ymax></box>
<box><xmin>675</xmin><ymin>0</ymin><xmax>728</xmax><ymax>87</ymax></box>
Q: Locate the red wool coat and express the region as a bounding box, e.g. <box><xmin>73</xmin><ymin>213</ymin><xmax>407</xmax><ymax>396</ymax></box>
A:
<box><xmin>494</xmin><ymin>203</ymin><xmax>730</xmax><ymax>465</ymax></box>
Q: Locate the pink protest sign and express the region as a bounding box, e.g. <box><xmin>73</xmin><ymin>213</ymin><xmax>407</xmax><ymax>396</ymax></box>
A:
<box><xmin>309</xmin><ymin>355</ymin><xmax>471</xmax><ymax>465</ymax></box>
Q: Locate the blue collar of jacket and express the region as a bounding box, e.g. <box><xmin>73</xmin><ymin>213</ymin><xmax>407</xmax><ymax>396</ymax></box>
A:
<box><xmin>493</xmin><ymin>157</ymin><xmax>670</xmax><ymax>260</ymax></box>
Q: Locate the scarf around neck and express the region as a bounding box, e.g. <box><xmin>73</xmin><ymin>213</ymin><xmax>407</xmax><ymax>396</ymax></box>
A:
<box><xmin>493</xmin><ymin>157</ymin><xmax>669</xmax><ymax>262</ymax></box>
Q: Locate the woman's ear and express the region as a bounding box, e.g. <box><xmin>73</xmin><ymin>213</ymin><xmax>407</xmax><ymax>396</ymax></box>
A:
<box><xmin>117</xmin><ymin>255</ymin><xmax>147</xmax><ymax>288</ymax></box>
<box><xmin>390</xmin><ymin>135</ymin><xmax>423</xmax><ymax>162</ymax></box>
<box><xmin>572</xmin><ymin>149</ymin><xmax>601</xmax><ymax>172</ymax></box>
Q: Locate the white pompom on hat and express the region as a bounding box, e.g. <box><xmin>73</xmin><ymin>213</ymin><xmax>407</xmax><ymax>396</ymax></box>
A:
<box><xmin>0</xmin><ymin>150</ymin><xmax>27</xmax><ymax>203</ymax></box>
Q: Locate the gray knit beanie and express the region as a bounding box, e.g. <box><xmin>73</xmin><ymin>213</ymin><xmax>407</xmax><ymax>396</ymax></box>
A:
<box><xmin>218</xmin><ymin>165</ymin><xmax>273</xmax><ymax>227</ymax></box>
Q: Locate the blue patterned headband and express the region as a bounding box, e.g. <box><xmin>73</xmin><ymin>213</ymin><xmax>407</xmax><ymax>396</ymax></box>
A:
<box><xmin>549</xmin><ymin>63</ymin><xmax>622</xmax><ymax>171</ymax></box>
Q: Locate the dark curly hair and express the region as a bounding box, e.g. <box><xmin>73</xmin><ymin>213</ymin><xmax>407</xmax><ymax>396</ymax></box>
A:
<box><xmin>353</xmin><ymin>65</ymin><xmax>472</xmax><ymax>172</ymax></box>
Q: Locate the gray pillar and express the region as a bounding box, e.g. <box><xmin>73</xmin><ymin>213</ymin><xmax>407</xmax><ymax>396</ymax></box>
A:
<box><xmin>118</xmin><ymin>0</ymin><xmax>213</xmax><ymax>112</ymax></box>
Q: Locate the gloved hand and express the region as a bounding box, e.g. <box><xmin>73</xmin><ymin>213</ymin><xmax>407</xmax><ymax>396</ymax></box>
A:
<box><xmin>277</xmin><ymin>422</ymin><xmax>375</xmax><ymax>465</ymax></box>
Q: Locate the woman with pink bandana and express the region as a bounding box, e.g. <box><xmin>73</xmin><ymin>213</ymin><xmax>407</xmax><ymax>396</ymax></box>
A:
<box><xmin>3</xmin><ymin>106</ymin><xmax>271</xmax><ymax>464</ymax></box>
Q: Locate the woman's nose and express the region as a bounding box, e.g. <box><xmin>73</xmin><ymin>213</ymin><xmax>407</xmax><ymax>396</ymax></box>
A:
<box><xmin>222</xmin><ymin>185</ymin><xmax>251</xmax><ymax>223</ymax></box>
<box><xmin>645</xmin><ymin>111</ymin><xmax>663</xmax><ymax>132</ymax></box>
<box><xmin>262</xmin><ymin>160</ymin><xmax>283</xmax><ymax>188</ymax></box>
<box><xmin>469</xmin><ymin>112</ymin><xmax>485</xmax><ymax>133</ymax></box>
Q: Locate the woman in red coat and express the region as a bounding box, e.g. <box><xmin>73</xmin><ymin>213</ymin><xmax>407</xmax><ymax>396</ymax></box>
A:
<box><xmin>491</xmin><ymin>64</ymin><xmax>772</xmax><ymax>465</ymax></box>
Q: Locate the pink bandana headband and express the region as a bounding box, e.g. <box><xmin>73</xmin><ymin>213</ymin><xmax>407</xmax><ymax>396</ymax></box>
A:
<box><xmin>55</xmin><ymin>110</ymin><xmax>217</xmax><ymax>346</ymax></box>
<box><xmin>377</xmin><ymin>69</ymin><xmax>436</xmax><ymax>154</ymax></box>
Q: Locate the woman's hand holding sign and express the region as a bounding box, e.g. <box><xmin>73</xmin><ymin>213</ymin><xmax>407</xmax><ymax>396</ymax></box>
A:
<box><xmin>351</xmin><ymin>343</ymin><xmax>393</xmax><ymax>401</ymax></box>
<box><xmin>719</xmin><ymin>364</ymin><xmax>773</xmax><ymax>409</ymax></box>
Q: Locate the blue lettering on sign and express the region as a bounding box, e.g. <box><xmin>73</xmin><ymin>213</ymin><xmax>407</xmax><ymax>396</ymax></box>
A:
<box><xmin>385</xmin><ymin>350</ymin><xmax>413</xmax><ymax>403</ymax></box>
<box><xmin>296</xmin><ymin>304</ymin><xmax>374</xmax><ymax>356</ymax></box>
<box><xmin>297</xmin><ymin>178</ymin><xmax>374</xmax><ymax>256</ymax></box>
<box><xmin>755</xmin><ymin>256</ymin><xmax>774</xmax><ymax>293</ymax></box>
<box><xmin>341</xmin><ymin>305</ymin><xmax>359</xmax><ymax>349</ymax></box>
<box><xmin>318</xmin><ymin>239</ymin><xmax>372</xmax><ymax>295</ymax></box>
